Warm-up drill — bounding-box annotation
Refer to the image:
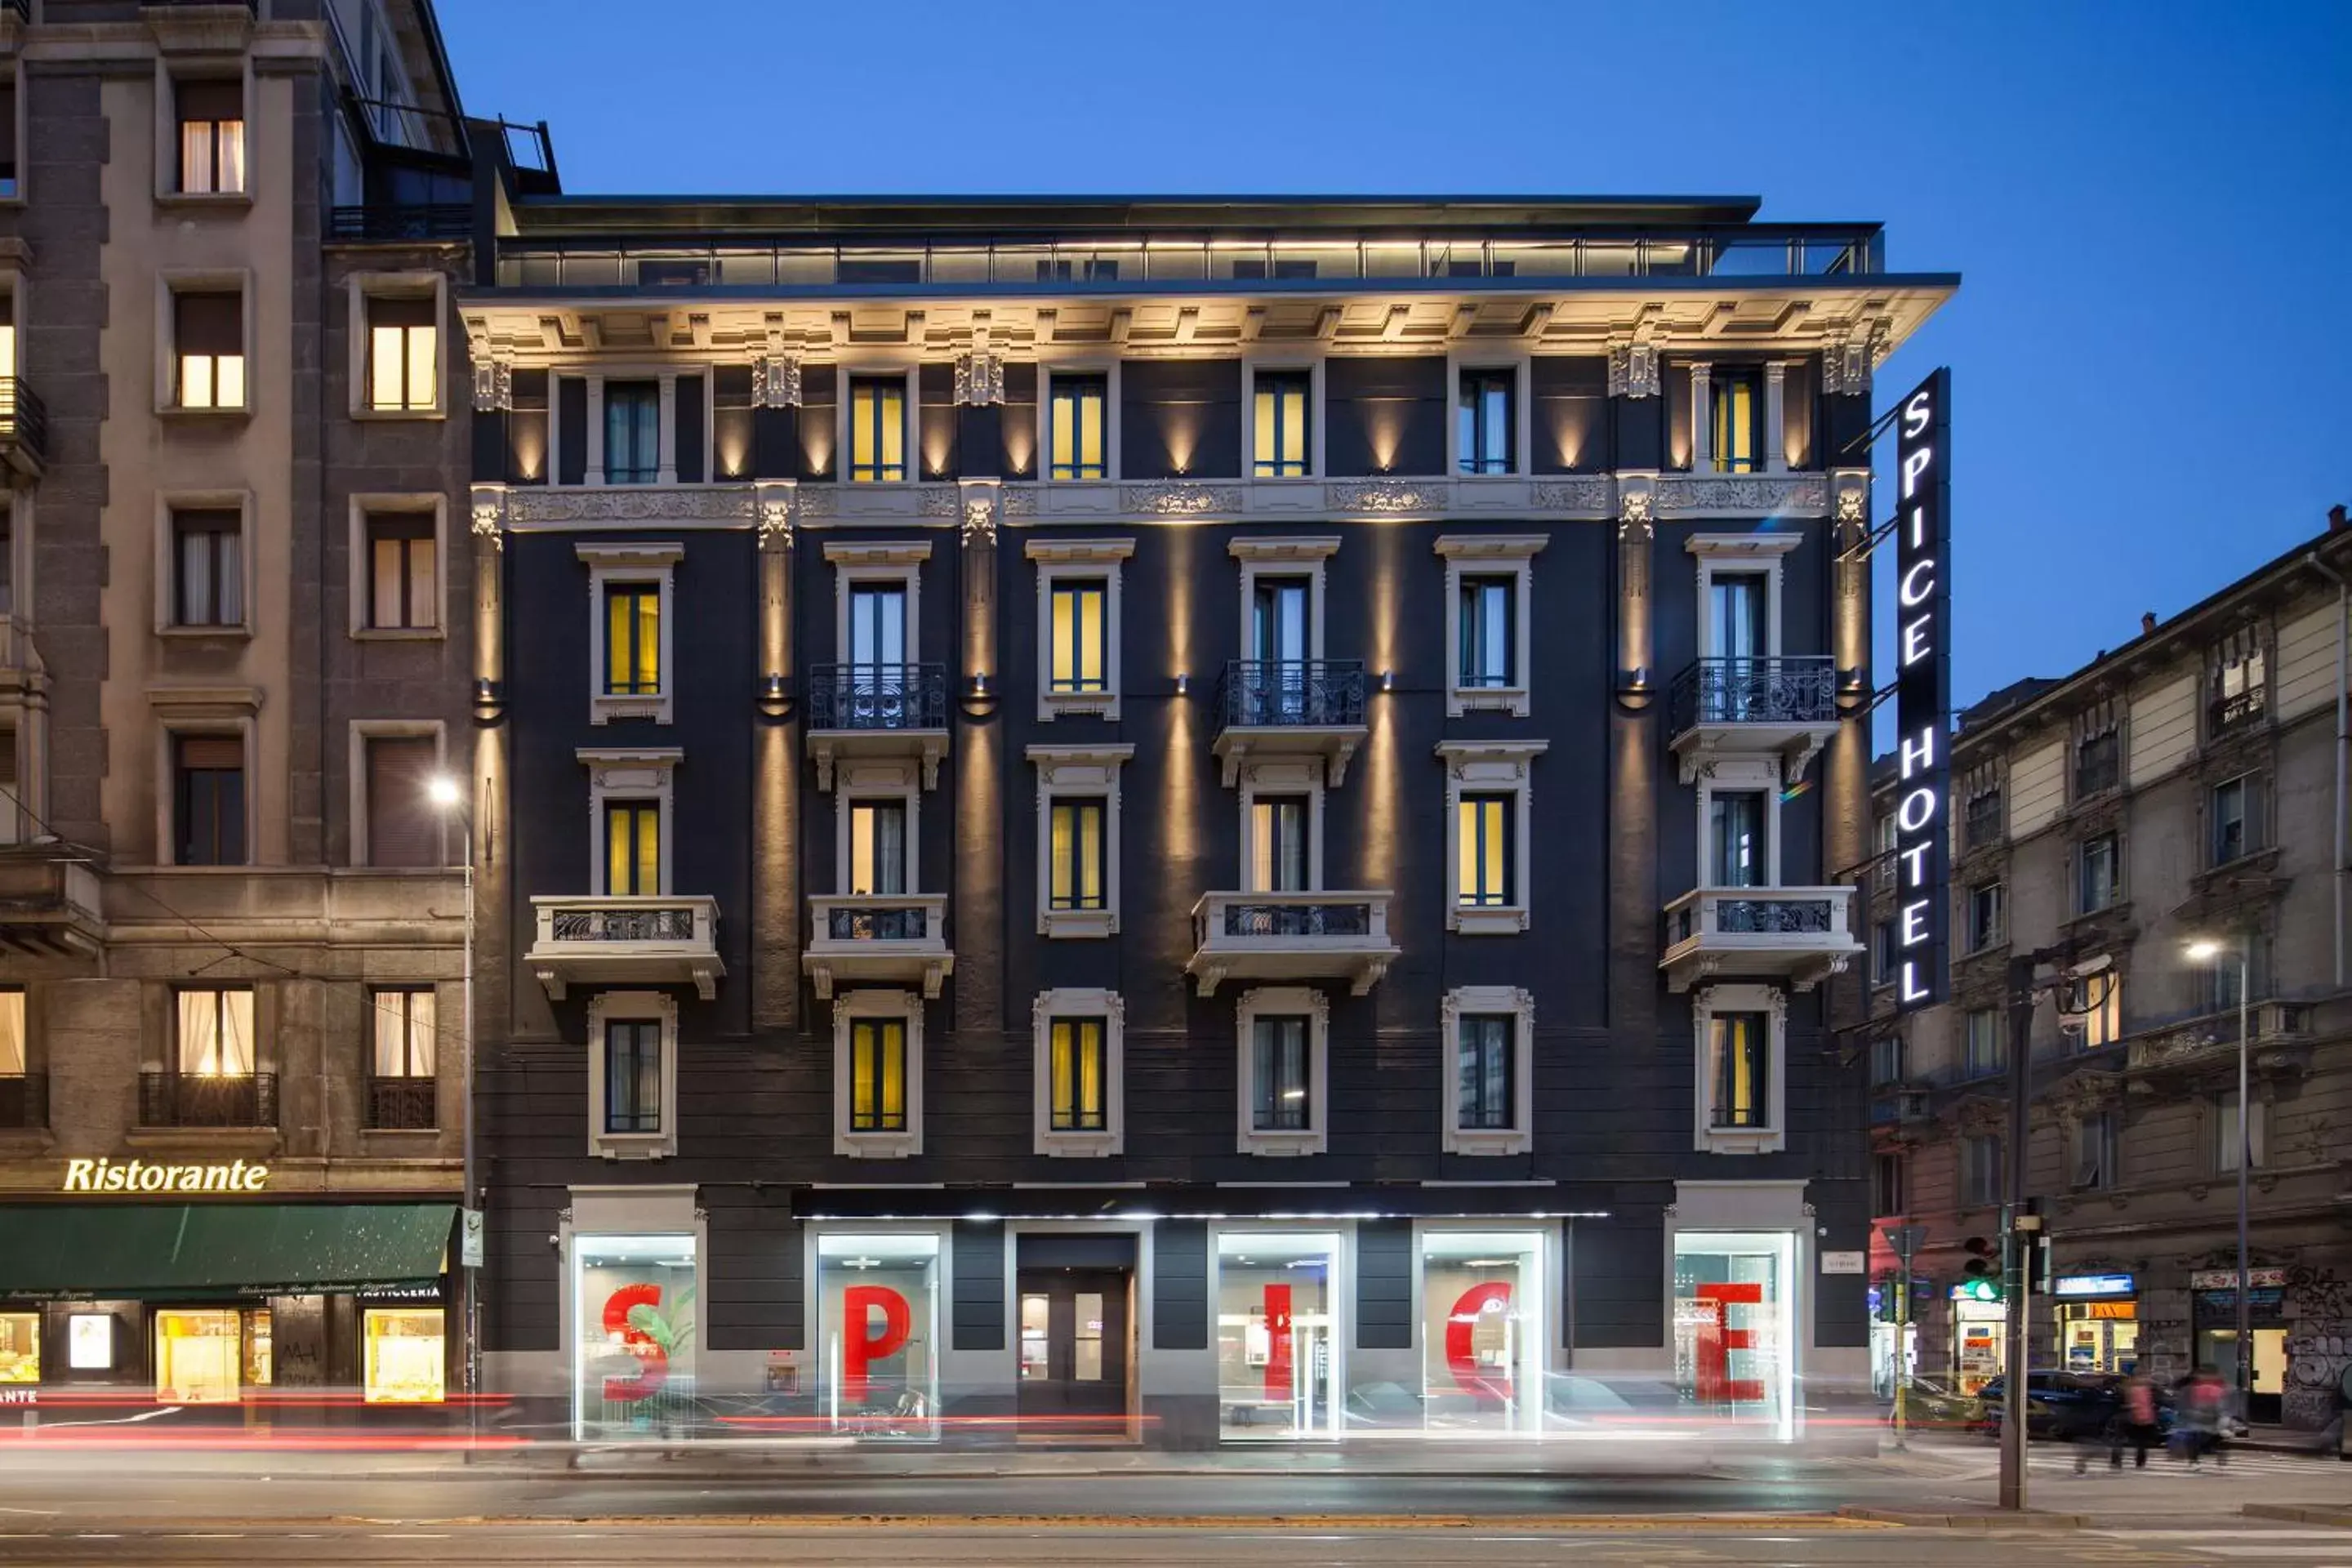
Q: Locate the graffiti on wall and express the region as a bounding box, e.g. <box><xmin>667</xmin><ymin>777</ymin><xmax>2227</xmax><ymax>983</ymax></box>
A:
<box><xmin>2284</xmin><ymin>1267</ymin><xmax>2351</xmax><ymax>1432</ymax></box>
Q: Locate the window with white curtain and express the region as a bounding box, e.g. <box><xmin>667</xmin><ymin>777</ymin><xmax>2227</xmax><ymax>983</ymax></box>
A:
<box><xmin>176</xmin><ymin>988</ymin><xmax>255</xmax><ymax>1076</ymax></box>
<box><xmin>0</xmin><ymin>991</ymin><xmax>22</xmax><ymax>1076</ymax></box>
<box><xmin>369</xmin><ymin>988</ymin><xmax>435</xmax><ymax>1078</ymax></box>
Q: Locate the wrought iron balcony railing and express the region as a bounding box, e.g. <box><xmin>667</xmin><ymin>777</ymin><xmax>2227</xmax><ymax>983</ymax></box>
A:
<box><xmin>549</xmin><ymin>903</ymin><xmax>699</xmax><ymax>942</ymax></box>
<box><xmin>139</xmin><ymin>1071</ymin><xmax>277</xmax><ymax>1129</ymax></box>
<box><xmin>525</xmin><ymin>895</ymin><xmax>724</xmax><ymax>1001</ymax></box>
<box><xmin>1185</xmin><ymin>889</ymin><xmax>1398</xmax><ymax>997</ymax></box>
<box><xmin>364</xmin><ymin>1076</ymin><xmax>437</xmax><ymax>1131</ymax></box>
<box><xmin>806</xmin><ymin>662</ymin><xmax>948</xmax><ymax>731</ymax></box>
<box><xmin>1217</xmin><ymin>659</ymin><xmax>1365</xmax><ymax>729</ymax></box>
<box><xmin>327</xmin><ymin>204</ymin><xmax>473</xmax><ymax>243</ymax></box>
<box><xmin>826</xmin><ymin>901</ymin><xmax>929</xmax><ymax>942</ymax></box>
<box><xmin>0</xmin><ymin>376</ymin><xmax>49</xmax><ymax>470</ymax></box>
<box><xmin>1221</xmin><ymin>899</ymin><xmax>1374</xmax><ymax>938</ymax></box>
<box><xmin>1667</xmin><ymin>656</ymin><xmax>1838</xmax><ymax>732</ymax></box>
<box><xmin>0</xmin><ymin>1072</ymin><xmax>44</xmax><ymax>1129</ymax></box>
<box><xmin>2209</xmin><ymin>688</ymin><xmax>2266</xmax><ymax>738</ymax></box>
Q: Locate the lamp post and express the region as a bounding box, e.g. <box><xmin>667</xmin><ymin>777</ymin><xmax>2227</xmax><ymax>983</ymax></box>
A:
<box><xmin>2186</xmin><ymin>936</ymin><xmax>2253</xmax><ymax>1419</ymax></box>
<box><xmin>427</xmin><ymin>773</ymin><xmax>478</xmax><ymax>1447</ymax></box>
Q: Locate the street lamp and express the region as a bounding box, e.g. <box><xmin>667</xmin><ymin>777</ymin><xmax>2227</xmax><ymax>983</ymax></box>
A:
<box><xmin>426</xmin><ymin>773</ymin><xmax>478</xmax><ymax>1447</ymax></box>
<box><xmin>2185</xmin><ymin>934</ymin><xmax>2252</xmax><ymax>1419</ymax></box>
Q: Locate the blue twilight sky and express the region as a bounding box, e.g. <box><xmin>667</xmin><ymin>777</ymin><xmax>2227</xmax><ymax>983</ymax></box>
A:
<box><xmin>438</xmin><ymin>0</ymin><xmax>2350</xmax><ymax>711</ymax></box>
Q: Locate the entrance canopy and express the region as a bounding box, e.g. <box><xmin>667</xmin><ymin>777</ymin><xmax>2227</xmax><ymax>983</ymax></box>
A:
<box><xmin>0</xmin><ymin>1204</ymin><xmax>454</xmax><ymax>1299</ymax></box>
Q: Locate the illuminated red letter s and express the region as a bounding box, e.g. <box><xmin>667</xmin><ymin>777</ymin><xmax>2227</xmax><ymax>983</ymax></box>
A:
<box><xmin>600</xmin><ymin>1282</ymin><xmax>669</xmax><ymax>1402</ymax></box>
<box><xmin>1445</xmin><ymin>1281</ymin><xmax>1513</xmax><ymax>1405</ymax></box>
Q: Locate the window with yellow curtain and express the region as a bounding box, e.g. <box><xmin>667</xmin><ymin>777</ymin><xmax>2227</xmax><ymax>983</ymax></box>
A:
<box><xmin>1253</xmin><ymin>371</ymin><xmax>1310</xmax><ymax>477</ymax></box>
<box><xmin>176</xmin><ymin>987</ymin><xmax>255</xmax><ymax>1076</ymax></box>
<box><xmin>849</xmin><ymin>376</ymin><xmax>906</xmax><ymax>482</ymax></box>
<box><xmin>850</xmin><ymin>1017</ymin><xmax>907</xmax><ymax>1132</ymax></box>
<box><xmin>1455</xmin><ymin>794</ymin><xmax>1512</xmax><ymax>907</ymax></box>
<box><xmin>604</xmin><ymin>800</ymin><xmax>660</xmax><ymax>896</ymax></box>
<box><xmin>1709</xmin><ymin>368</ymin><xmax>1761</xmax><ymax>474</ymax></box>
<box><xmin>1049</xmin><ymin>799</ymin><xmax>1105</xmax><ymax>911</ymax></box>
<box><xmin>604</xmin><ymin>581</ymin><xmax>659</xmax><ymax>695</ymax></box>
<box><xmin>1710</xmin><ymin>1011</ymin><xmax>1768</xmax><ymax>1129</ymax></box>
<box><xmin>1049</xmin><ymin>1016</ymin><xmax>1106</xmax><ymax>1132</ymax></box>
<box><xmin>1049</xmin><ymin>375</ymin><xmax>1107</xmax><ymax>479</ymax></box>
<box><xmin>1049</xmin><ymin>579</ymin><xmax>1107</xmax><ymax>693</ymax></box>
<box><xmin>0</xmin><ymin>989</ymin><xmax>23</xmax><ymax>1077</ymax></box>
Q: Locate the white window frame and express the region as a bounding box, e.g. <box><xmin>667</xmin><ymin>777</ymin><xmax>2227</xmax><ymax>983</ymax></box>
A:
<box><xmin>1027</xmin><ymin>537</ymin><xmax>1131</xmax><ymax>721</ymax></box>
<box><xmin>1036</xmin><ymin>360</ymin><xmax>1122</xmax><ymax>483</ymax></box>
<box><xmin>346</xmin><ymin>271</ymin><xmax>448</xmax><ymax>420</ymax></box>
<box><xmin>1441</xmin><ymin>985</ymin><xmax>1535</xmax><ymax>1155</ymax></box>
<box><xmin>1437</xmin><ymin>742</ymin><xmax>1546</xmax><ymax>933</ymax></box>
<box><xmin>1031</xmin><ymin>987</ymin><xmax>1125</xmax><ymax>1158</ymax></box>
<box><xmin>579</xmin><ymin>747</ymin><xmax>680</xmax><ymax>897</ymax></box>
<box><xmin>346</xmin><ymin>719</ymin><xmax>448</xmax><ymax>870</ymax></box>
<box><xmin>1236</xmin><ymin>758</ymin><xmax>1326</xmax><ymax>893</ymax></box>
<box><xmin>151</xmin><ymin>702</ymin><xmax>258</xmax><ymax>868</ymax></box>
<box><xmin>154</xmin><ymin>488</ymin><xmax>256</xmax><ymax>638</ymax></box>
<box><xmin>1686</xmin><ymin>533</ymin><xmax>1800</xmax><ymax>659</ymax></box>
<box><xmin>1690</xmin><ymin>982</ymin><xmax>1788</xmax><ymax>1155</ymax></box>
<box><xmin>835</xmin><ymin>365</ymin><xmax>920</xmax><ymax>485</ymax></box>
<box><xmin>577</xmin><ymin>541</ymin><xmax>681</xmax><ymax>724</ymax></box>
<box><xmin>347</xmin><ymin>493</ymin><xmax>447</xmax><ymax>639</ymax></box>
<box><xmin>578</xmin><ymin>368</ymin><xmax>697</xmax><ymax>487</ymax></box>
<box><xmin>1443</xmin><ymin>351</ymin><xmax>1532</xmax><ymax>479</ymax></box>
<box><xmin>1235</xmin><ymin>984</ymin><xmax>1328</xmax><ymax>1156</ymax></box>
<box><xmin>832</xmin><ymin>987</ymin><xmax>923</xmax><ymax>1158</ymax></box>
<box><xmin>1240</xmin><ymin>357</ymin><xmax>1324</xmax><ymax>482</ymax></box>
<box><xmin>1696</xmin><ymin>754</ymin><xmax>1785</xmax><ymax>887</ymax></box>
<box><xmin>155</xmin><ymin>270</ymin><xmax>254</xmax><ymax>416</ymax></box>
<box><xmin>154</xmin><ymin>64</ymin><xmax>253</xmax><ymax>206</ymax></box>
<box><xmin>835</xmin><ymin>760</ymin><xmax>921</xmax><ymax>897</ymax></box>
<box><xmin>1030</xmin><ymin>744</ymin><xmax>1131</xmax><ymax>938</ymax></box>
<box><xmin>825</xmin><ymin>540</ymin><xmax>929</xmax><ymax>662</ymax></box>
<box><xmin>586</xmin><ymin>989</ymin><xmax>679</xmax><ymax>1160</ymax></box>
<box><xmin>1228</xmin><ymin>536</ymin><xmax>1339</xmax><ymax>661</ymax></box>
<box><xmin>1434</xmin><ymin>535</ymin><xmax>1544</xmax><ymax>717</ymax></box>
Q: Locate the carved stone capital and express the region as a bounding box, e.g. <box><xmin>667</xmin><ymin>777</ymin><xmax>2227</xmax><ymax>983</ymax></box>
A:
<box><xmin>1607</xmin><ymin>338</ymin><xmax>1661</xmax><ymax>399</ymax></box>
<box><xmin>959</xmin><ymin>482</ymin><xmax>1001</xmax><ymax>547</ymax></box>
<box><xmin>754</xmin><ymin>354</ymin><xmax>802</xmax><ymax>409</ymax></box>
<box><xmin>1616</xmin><ymin>473</ymin><xmax>1657</xmax><ymax>532</ymax></box>
<box><xmin>471</xmin><ymin>359</ymin><xmax>512</xmax><ymax>413</ymax></box>
<box><xmin>468</xmin><ymin>486</ymin><xmax>507</xmax><ymax>553</ymax></box>
<box><xmin>754</xmin><ymin>481</ymin><xmax>795</xmax><ymax>550</ymax></box>
<box><xmin>954</xmin><ymin>350</ymin><xmax>1005</xmax><ymax>407</ymax></box>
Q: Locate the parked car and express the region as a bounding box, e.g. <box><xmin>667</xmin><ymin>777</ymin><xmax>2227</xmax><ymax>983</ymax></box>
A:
<box><xmin>1976</xmin><ymin>1370</ymin><xmax>2221</xmax><ymax>1442</ymax></box>
<box><xmin>1885</xmin><ymin>1375</ymin><xmax>1984</xmax><ymax>1432</ymax></box>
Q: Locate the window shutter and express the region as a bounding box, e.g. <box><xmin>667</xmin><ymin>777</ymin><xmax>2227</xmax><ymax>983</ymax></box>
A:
<box><xmin>178</xmin><ymin>734</ymin><xmax>242</xmax><ymax>771</ymax></box>
<box><xmin>176</xmin><ymin>79</ymin><xmax>243</xmax><ymax>123</ymax></box>
<box><xmin>175</xmin><ymin>292</ymin><xmax>242</xmax><ymax>356</ymax></box>
<box><xmin>366</xmin><ymin>736</ymin><xmax>439</xmax><ymax>868</ymax></box>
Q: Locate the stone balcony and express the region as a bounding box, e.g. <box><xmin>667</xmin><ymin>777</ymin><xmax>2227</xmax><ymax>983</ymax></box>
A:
<box><xmin>804</xmin><ymin>893</ymin><xmax>953</xmax><ymax>1000</ymax></box>
<box><xmin>1211</xmin><ymin>659</ymin><xmax>1369</xmax><ymax>787</ymax></box>
<box><xmin>524</xmin><ymin>894</ymin><xmax>724</xmax><ymax>1000</ymax></box>
<box><xmin>1186</xmin><ymin>889</ymin><xmax>1398</xmax><ymax>997</ymax></box>
<box><xmin>1659</xmin><ymin>885</ymin><xmax>1861</xmax><ymax>992</ymax></box>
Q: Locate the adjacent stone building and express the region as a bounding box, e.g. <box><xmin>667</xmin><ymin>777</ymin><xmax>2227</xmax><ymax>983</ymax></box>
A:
<box><xmin>0</xmin><ymin>0</ymin><xmax>477</xmax><ymax>1414</ymax></box>
<box><xmin>1867</xmin><ymin>510</ymin><xmax>2352</xmax><ymax>1431</ymax></box>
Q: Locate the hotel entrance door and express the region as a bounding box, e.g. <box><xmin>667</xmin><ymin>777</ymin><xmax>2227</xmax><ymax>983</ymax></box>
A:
<box><xmin>1016</xmin><ymin>1267</ymin><xmax>1131</xmax><ymax>1437</ymax></box>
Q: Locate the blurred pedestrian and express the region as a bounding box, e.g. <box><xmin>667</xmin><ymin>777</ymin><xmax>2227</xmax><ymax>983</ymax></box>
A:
<box><xmin>2109</xmin><ymin>1372</ymin><xmax>2158</xmax><ymax>1469</ymax></box>
<box><xmin>2173</xmin><ymin>1365</ymin><xmax>2227</xmax><ymax>1468</ymax></box>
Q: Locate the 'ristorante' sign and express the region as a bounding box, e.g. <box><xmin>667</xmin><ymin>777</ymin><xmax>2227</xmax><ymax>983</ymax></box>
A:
<box><xmin>63</xmin><ymin>1157</ymin><xmax>270</xmax><ymax>1193</ymax></box>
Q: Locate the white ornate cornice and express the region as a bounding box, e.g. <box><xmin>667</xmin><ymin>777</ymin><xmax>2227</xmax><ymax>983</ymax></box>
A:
<box><xmin>1326</xmin><ymin>480</ymin><xmax>1444</xmax><ymax>516</ymax></box>
<box><xmin>1653</xmin><ymin>474</ymin><xmax>1829</xmax><ymax>519</ymax></box>
<box><xmin>513</xmin><ymin>488</ymin><xmax>755</xmax><ymax>526</ymax></box>
<box><xmin>1121</xmin><ymin>482</ymin><xmax>1241</xmax><ymax>517</ymax></box>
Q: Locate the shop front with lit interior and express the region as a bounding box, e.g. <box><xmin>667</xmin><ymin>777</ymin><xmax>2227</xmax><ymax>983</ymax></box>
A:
<box><xmin>550</xmin><ymin>1198</ymin><xmax>1833</xmax><ymax>1447</ymax></box>
<box><xmin>2051</xmin><ymin>1271</ymin><xmax>2140</xmax><ymax>1375</ymax></box>
<box><xmin>0</xmin><ymin>1192</ymin><xmax>459</xmax><ymax>1417</ymax></box>
<box><xmin>1949</xmin><ymin>1279</ymin><xmax>2007</xmax><ymax>1393</ymax></box>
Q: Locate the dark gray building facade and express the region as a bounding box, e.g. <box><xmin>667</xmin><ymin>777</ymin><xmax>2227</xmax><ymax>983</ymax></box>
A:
<box><xmin>457</xmin><ymin>176</ymin><xmax>1955</xmax><ymax>1443</ymax></box>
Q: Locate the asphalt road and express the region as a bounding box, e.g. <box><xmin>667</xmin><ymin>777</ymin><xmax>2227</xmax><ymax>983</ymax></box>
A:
<box><xmin>0</xmin><ymin>1441</ymin><xmax>2343</xmax><ymax>1565</ymax></box>
<box><xmin>3</xmin><ymin>1521</ymin><xmax>2352</xmax><ymax>1566</ymax></box>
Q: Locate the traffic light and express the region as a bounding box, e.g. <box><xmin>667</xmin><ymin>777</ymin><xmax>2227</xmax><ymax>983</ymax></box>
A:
<box><xmin>1960</xmin><ymin>1235</ymin><xmax>2001</xmax><ymax>1300</ymax></box>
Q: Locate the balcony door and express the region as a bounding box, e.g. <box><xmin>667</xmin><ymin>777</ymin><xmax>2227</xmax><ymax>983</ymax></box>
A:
<box><xmin>1250</xmin><ymin>796</ymin><xmax>1309</xmax><ymax>893</ymax></box>
<box><xmin>1710</xmin><ymin>572</ymin><xmax>1768</xmax><ymax>719</ymax></box>
<box><xmin>1252</xmin><ymin>577</ymin><xmax>1312</xmax><ymax>723</ymax></box>
<box><xmin>849</xmin><ymin>800</ymin><xmax>908</xmax><ymax>897</ymax></box>
<box><xmin>849</xmin><ymin>584</ymin><xmax>908</xmax><ymax>670</ymax></box>
<box><xmin>1709</xmin><ymin>791</ymin><xmax>1766</xmax><ymax>889</ymax></box>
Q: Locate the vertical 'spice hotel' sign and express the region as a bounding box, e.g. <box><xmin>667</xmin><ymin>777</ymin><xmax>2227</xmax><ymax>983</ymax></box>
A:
<box><xmin>1893</xmin><ymin>368</ymin><xmax>1951</xmax><ymax>1010</ymax></box>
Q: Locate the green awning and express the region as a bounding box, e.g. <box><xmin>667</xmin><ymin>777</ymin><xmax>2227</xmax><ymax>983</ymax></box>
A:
<box><xmin>0</xmin><ymin>1204</ymin><xmax>454</xmax><ymax>1299</ymax></box>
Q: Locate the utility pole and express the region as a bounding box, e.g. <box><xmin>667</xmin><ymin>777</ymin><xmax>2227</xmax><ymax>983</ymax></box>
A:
<box><xmin>1882</xmin><ymin>1222</ymin><xmax>1927</xmax><ymax>1451</ymax></box>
